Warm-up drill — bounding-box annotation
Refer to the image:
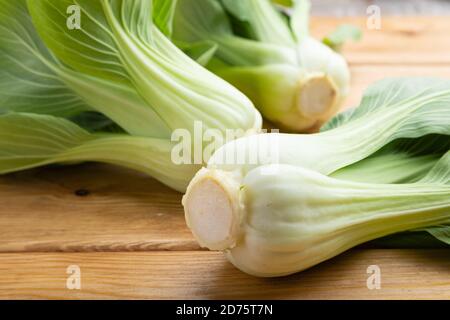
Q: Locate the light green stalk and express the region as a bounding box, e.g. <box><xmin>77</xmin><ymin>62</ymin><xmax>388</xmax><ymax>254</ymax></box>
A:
<box><xmin>173</xmin><ymin>0</ymin><xmax>352</xmax><ymax>131</ymax></box>
<box><xmin>184</xmin><ymin>162</ymin><xmax>449</xmax><ymax>277</ymax></box>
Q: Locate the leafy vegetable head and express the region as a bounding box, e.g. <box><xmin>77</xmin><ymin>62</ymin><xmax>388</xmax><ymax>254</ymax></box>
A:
<box><xmin>183</xmin><ymin>77</ymin><xmax>450</xmax><ymax>275</ymax></box>
<box><xmin>173</xmin><ymin>0</ymin><xmax>353</xmax><ymax>132</ymax></box>
<box><xmin>26</xmin><ymin>0</ymin><xmax>261</xmax><ymax>137</ymax></box>
<box><xmin>0</xmin><ymin>0</ymin><xmax>262</xmax><ymax>191</ymax></box>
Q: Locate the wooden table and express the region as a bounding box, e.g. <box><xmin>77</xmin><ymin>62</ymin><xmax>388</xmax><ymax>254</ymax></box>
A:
<box><xmin>0</xmin><ymin>17</ymin><xmax>449</xmax><ymax>300</ymax></box>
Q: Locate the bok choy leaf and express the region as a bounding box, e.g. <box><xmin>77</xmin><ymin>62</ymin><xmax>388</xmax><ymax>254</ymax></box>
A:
<box><xmin>0</xmin><ymin>112</ymin><xmax>199</xmax><ymax>191</ymax></box>
<box><xmin>173</xmin><ymin>0</ymin><xmax>352</xmax><ymax>132</ymax></box>
<box><xmin>27</xmin><ymin>0</ymin><xmax>261</xmax><ymax>137</ymax></box>
<box><xmin>0</xmin><ymin>0</ymin><xmax>262</xmax><ymax>191</ymax></box>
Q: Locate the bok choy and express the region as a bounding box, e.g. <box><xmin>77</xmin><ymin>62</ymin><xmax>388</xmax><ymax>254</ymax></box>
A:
<box><xmin>172</xmin><ymin>0</ymin><xmax>355</xmax><ymax>132</ymax></box>
<box><xmin>183</xmin><ymin>77</ymin><xmax>450</xmax><ymax>277</ymax></box>
<box><xmin>0</xmin><ymin>0</ymin><xmax>262</xmax><ymax>192</ymax></box>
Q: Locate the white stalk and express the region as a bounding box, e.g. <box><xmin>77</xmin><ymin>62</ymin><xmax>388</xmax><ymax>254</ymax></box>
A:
<box><xmin>183</xmin><ymin>165</ymin><xmax>450</xmax><ymax>277</ymax></box>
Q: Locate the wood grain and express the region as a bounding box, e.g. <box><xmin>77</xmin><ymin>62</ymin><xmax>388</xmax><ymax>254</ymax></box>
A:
<box><xmin>0</xmin><ymin>164</ymin><xmax>198</xmax><ymax>252</ymax></box>
<box><xmin>311</xmin><ymin>17</ymin><xmax>450</xmax><ymax>64</ymax></box>
<box><xmin>0</xmin><ymin>250</ymin><xmax>448</xmax><ymax>300</ymax></box>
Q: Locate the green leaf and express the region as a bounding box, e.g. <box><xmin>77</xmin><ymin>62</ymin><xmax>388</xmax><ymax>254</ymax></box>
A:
<box><xmin>0</xmin><ymin>112</ymin><xmax>199</xmax><ymax>192</ymax></box>
<box><xmin>220</xmin><ymin>0</ymin><xmax>253</xmax><ymax>21</ymax></box>
<box><xmin>28</xmin><ymin>0</ymin><xmax>131</xmax><ymax>83</ymax></box>
<box><xmin>271</xmin><ymin>0</ymin><xmax>294</xmax><ymax>7</ymax></box>
<box><xmin>174</xmin><ymin>0</ymin><xmax>296</xmax><ymax>67</ymax></box>
<box><xmin>331</xmin><ymin>154</ymin><xmax>440</xmax><ymax>184</ymax></box>
<box><xmin>0</xmin><ymin>0</ymin><xmax>170</xmax><ymax>137</ymax></box>
<box><xmin>290</xmin><ymin>0</ymin><xmax>311</xmax><ymax>43</ymax></box>
<box><xmin>210</xmin><ymin>77</ymin><xmax>450</xmax><ymax>179</ymax></box>
<box><xmin>421</xmin><ymin>150</ymin><xmax>450</xmax><ymax>184</ymax></box>
<box><xmin>173</xmin><ymin>0</ymin><xmax>233</xmax><ymax>42</ymax></box>
<box><xmin>173</xmin><ymin>0</ymin><xmax>351</xmax><ymax>132</ymax></box>
<box><xmin>316</xmin><ymin>78</ymin><xmax>450</xmax><ymax>179</ymax></box>
<box><xmin>269</xmin><ymin>0</ymin><xmax>317</xmax><ymax>44</ymax></box>
<box><xmin>0</xmin><ymin>0</ymin><xmax>261</xmax><ymax>192</ymax></box>
<box><xmin>325</xmin><ymin>79</ymin><xmax>450</xmax><ymax>247</ymax></box>
<box><xmin>323</xmin><ymin>24</ymin><xmax>362</xmax><ymax>51</ymax></box>
<box><xmin>323</xmin><ymin>79</ymin><xmax>450</xmax><ymax>246</ymax></box>
<box><xmin>220</xmin><ymin>0</ymin><xmax>295</xmax><ymax>45</ymax></box>
<box><xmin>367</xmin><ymin>231</ymin><xmax>449</xmax><ymax>248</ymax></box>
<box><xmin>322</xmin><ymin>77</ymin><xmax>450</xmax><ymax>134</ymax></box>
<box><xmin>28</xmin><ymin>0</ymin><xmax>258</xmax><ymax>136</ymax></box>
<box><xmin>178</xmin><ymin>41</ymin><xmax>219</xmax><ymax>66</ymax></box>
<box><xmin>0</xmin><ymin>0</ymin><xmax>89</xmax><ymax>118</ymax></box>
<box><xmin>332</xmin><ymin>135</ymin><xmax>450</xmax><ymax>184</ymax></box>
<box><xmin>70</xmin><ymin>112</ymin><xmax>123</xmax><ymax>133</ymax></box>
<box><xmin>153</xmin><ymin>0</ymin><xmax>178</xmax><ymax>37</ymax></box>
<box><xmin>425</xmin><ymin>225</ymin><xmax>450</xmax><ymax>245</ymax></box>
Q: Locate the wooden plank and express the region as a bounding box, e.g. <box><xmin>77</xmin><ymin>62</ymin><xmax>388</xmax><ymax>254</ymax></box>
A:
<box><xmin>0</xmin><ymin>250</ymin><xmax>448</xmax><ymax>299</ymax></box>
<box><xmin>346</xmin><ymin>65</ymin><xmax>450</xmax><ymax>108</ymax></box>
<box><xmin>0</xmin><ymin>164</ymin><xmax>198</xmax><ymax>252</ymax></box>
<box><xmin>310</xmin><ymin>17</ymin><xmax>450</xmax><ymax>64</ymax></box>
<box><xmin>1</xmin><ymin>65</ymin><xmax>449</xmax><ymax>253</ymax></box>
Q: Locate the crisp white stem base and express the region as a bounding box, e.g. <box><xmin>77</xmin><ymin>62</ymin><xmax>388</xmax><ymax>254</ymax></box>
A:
<box><xmin>183</xmin><ymin>169</ymin><xmax>242</xmax><ymax>251</ymax></box>
<box><xmin>298</xmin><ymin>74</ymin><xmax>339</xmax><ymax>120</ymax></box>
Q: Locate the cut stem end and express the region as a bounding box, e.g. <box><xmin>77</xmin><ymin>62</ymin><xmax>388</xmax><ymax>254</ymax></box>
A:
<box><xmin>183</xmin><ymin>169</ymin><xmax>242</xmax><ymax>251</ymax></box>
<box><xmin>298</xmin><ymin>75</ymin><xmax>339</xmax><ymax>119</ymax></box>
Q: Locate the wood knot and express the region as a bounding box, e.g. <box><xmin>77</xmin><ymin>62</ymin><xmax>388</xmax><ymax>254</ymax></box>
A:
<box><xmin>74</xmin><ymin>189</ymin><xmax>91</xmax><ymax>197</ymax></box>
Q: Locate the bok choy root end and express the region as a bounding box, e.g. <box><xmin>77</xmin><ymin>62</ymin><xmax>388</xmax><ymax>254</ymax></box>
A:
<box><xmin>183</xmin><ymin>163</ymin><xmax>449</xmax><ymax>277</ymax></box>
<box><xmin>183</xmin><ymin>77</ymin><xmax>450</xmax><ymax>277</ymax></box>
